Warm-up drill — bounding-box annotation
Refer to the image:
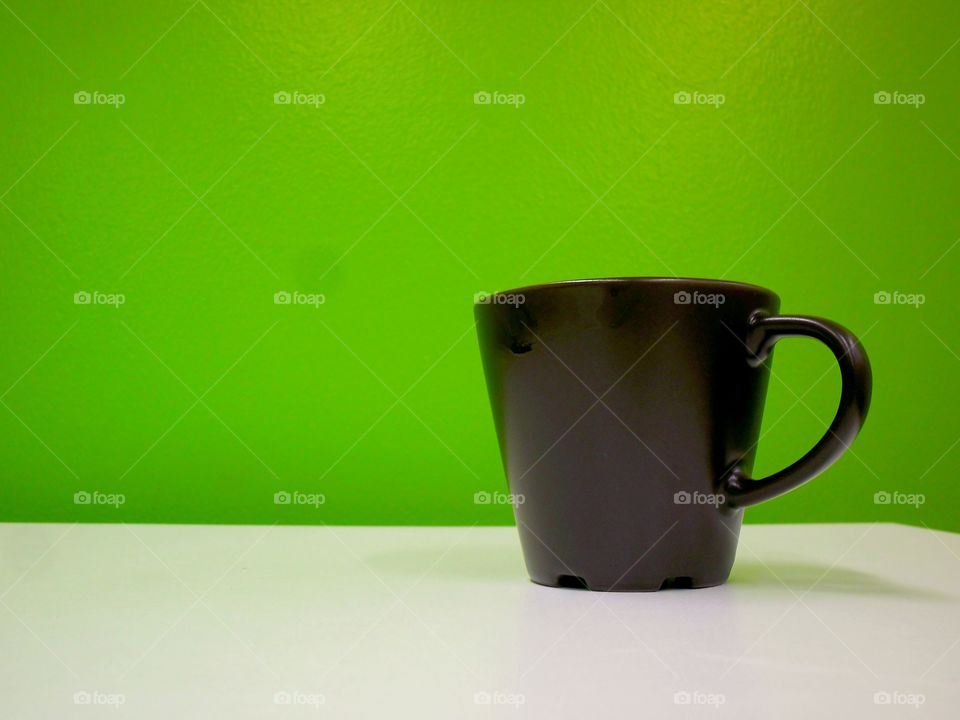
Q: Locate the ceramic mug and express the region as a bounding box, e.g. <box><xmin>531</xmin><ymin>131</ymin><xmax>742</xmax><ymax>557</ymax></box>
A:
<box><xmin>474</xmin><ymin>278</ymin><xmax>871</xmax><ymax>591</ymax></box>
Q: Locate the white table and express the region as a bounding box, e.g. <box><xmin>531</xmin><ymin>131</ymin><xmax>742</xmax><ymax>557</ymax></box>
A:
<box><xmin>1</xmin><ymin>523</ymin><xmax>957</xmax><ymax>718</ymax></box>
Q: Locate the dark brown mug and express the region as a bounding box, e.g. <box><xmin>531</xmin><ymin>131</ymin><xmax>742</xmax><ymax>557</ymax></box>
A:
<box><xmin>474</xmin><ymin>277</ymin><xmax>871</xmax><ymax>591</ymax></box>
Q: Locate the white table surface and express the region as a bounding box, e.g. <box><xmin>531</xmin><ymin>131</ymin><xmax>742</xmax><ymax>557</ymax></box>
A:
<box><xmin>1</xmin><ymin>522</ymin><xmax>957</xmax><ymax>718</ymax></box>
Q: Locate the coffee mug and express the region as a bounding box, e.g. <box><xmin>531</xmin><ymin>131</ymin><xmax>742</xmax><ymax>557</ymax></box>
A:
<box><xmin>474</xmin><ymin>278</ymin><xmax>871</xmax><ymax>591</ymax></box>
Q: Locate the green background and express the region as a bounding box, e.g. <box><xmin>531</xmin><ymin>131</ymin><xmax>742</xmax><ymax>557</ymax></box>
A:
<box><xmin>1</xmin><ymin>1</ymin><xmax>957</xmax><ymax>530</ymax></box>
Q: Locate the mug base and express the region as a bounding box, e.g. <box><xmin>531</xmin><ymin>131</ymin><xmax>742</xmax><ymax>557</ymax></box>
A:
<box><xmin>530</xmin><ymin>573</ymin><xmax>729</xmax><ymax>592</ymax></box>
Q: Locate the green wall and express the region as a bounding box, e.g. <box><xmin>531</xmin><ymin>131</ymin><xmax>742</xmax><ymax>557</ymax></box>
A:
<box><xmin>1</xmin><ymin>1</ymin><xmax>958</xmax><ymax>530</ymax></box>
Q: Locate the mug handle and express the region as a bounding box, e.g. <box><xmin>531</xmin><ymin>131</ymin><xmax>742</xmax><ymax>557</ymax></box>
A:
<box><xmin>722</xmin><ymin>313</ymin><xmax>872</xmax><ymax>508</ymax></box>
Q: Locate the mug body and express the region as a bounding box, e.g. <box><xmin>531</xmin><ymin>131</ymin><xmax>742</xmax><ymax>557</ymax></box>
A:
<box><xmin>475</xmin><ymin>277</ymin><xmax>780</xmax><ymax>591</ymax></box>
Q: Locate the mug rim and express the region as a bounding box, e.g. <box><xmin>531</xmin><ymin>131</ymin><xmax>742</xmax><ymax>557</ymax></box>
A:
<box><xmin>488</xmin><ymin>276</ymin><xmax>780</xmax><ymax>301</ymax></box>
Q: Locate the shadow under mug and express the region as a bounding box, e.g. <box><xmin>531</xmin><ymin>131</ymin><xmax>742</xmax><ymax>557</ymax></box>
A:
<box><xmin>474</xmin><ymin>277</ymin><xmax>872</xmax><ymax>591</ymax></box>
